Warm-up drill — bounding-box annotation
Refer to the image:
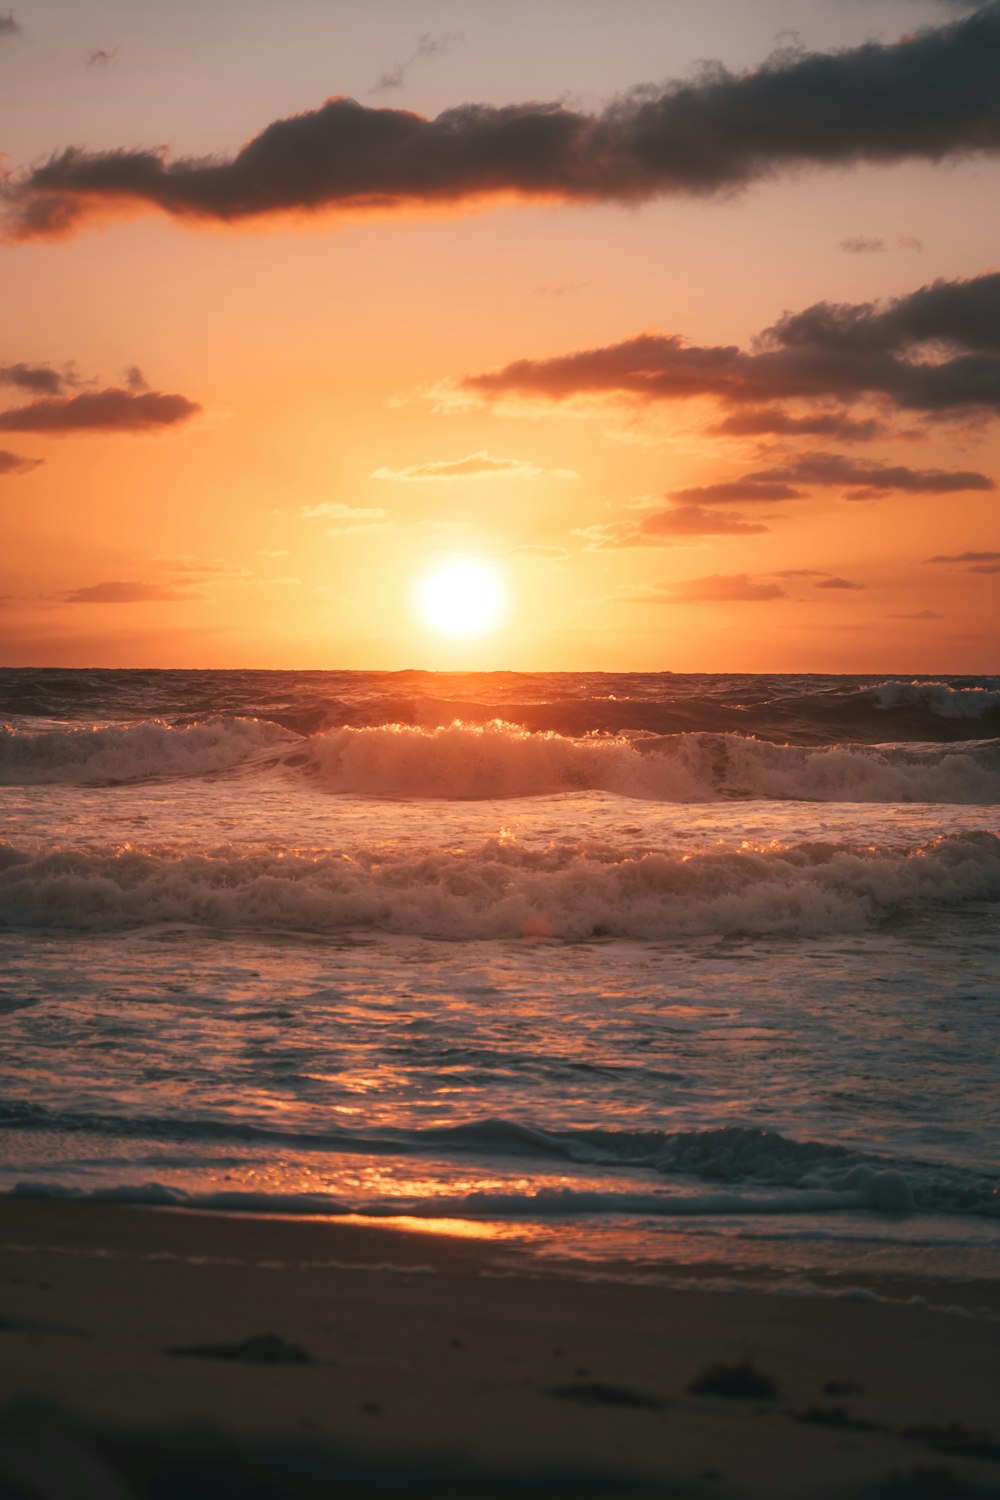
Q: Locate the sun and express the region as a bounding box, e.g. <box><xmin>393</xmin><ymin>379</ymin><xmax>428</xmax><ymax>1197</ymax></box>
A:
<box><xmin>411</xmin><ymin>558</ymin><xmax>510</xmax><ymax>639</ymax></box>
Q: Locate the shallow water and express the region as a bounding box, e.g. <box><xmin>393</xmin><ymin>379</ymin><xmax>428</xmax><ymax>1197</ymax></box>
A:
<box><xmin>1</xmin><ymin>669</ymin><xmax>998</xmax><ymax>1292</ymax></box>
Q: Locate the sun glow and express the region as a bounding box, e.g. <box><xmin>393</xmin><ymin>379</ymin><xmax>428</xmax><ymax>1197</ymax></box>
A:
<box><xmin>412</xmin><ymin>558</ymin><xmax>510</xmax><ymax>639</ymax></box>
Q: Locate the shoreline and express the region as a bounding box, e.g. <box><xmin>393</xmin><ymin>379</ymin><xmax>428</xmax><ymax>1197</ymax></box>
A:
<box><xmin>2</xmin><ymin>1198</ymin><xmax>998</xmax><ymax>1498</ymax></box>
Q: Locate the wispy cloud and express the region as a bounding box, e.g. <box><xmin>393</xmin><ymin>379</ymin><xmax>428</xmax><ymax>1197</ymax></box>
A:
<box><xmin>579</xmin><ymin>504</ymin><xmax>771</xmax><ymax>549</ymax></box>
<box><xmin>623</xmin><ymin>573</ymin><xmax>788</xmax><ymax>604</ymax></box>
<box><xmin>370</xmin><ymin>31</ymin><xmax>464</xmax><ymax>93</ymax></box>
<box><xmin>0</xmin><ymin>12</ymin><xmax>21</xmax><ymax>39</ymax></box>
<box><xmin>373</xmin><ymin>452</ymin><xmax>577</xmax><ymax>482</ymax></box>
<box><xmin>301</xmin><ymin>501</ymin><xmax>392</xmax><ymax>532</ymax></box>
<box><xmin>0</xmin><ymin>448</ymin><xmax>42</xmax><ymax>475</ymax></box>
<box><xmin>840</xmin><ymin>235</ymin><xmax>884</xmax><ymax>254</ymax></box>
<box><xmin>926</xmin><ymin>548</ymin><xmax>1000</xmax><ymax>573</ymax></box>
<box><xmin>63</xmin><ymin>580</ymin><xmax>199</xmax><ymax>604</ymax></box>
<box><xmin>533</xmin><ymin>280</ymin><xmax>591</xmax><ymax>299</ymax></box>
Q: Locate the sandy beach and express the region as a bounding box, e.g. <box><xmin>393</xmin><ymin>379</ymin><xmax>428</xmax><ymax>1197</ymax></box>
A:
<box><xmin>1</xmin><ymin>1199</ymin><xmax>997</xmax><ymax>1499</ymax></box>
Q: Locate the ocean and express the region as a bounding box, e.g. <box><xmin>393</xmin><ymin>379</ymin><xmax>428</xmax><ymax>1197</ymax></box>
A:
<box><xmin>1</xmin><ymin>669</ymin><xmax>998</xmax><ymax>1297</ymax></box>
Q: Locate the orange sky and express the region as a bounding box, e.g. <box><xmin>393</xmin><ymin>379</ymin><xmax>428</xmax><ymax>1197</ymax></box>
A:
<box><xmin>2</xmin><ymin>0</ymin><xmax>998</xmax><ymax>670</ymax></box>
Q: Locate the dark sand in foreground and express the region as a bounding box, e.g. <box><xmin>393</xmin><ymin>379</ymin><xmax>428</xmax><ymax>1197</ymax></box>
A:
<box><xmin>1</xmin><ymin>1199</ymin><xmax>998</xmax><ymax>1498</ymax></box>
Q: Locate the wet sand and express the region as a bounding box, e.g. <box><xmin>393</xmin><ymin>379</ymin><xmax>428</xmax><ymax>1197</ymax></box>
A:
<box><xmin>1</xmin><ymin>1198</ymin><xmax>998</xmax><ymax>1498</ymax></box>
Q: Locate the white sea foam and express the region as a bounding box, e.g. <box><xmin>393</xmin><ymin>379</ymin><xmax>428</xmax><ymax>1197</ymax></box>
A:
<box><xmin>868</xmin><ymin>679</ymin><xmax>1000</xmax><ymax>719</ymax></box>
<box><xmin>2</xmin><ymin>716</ymin><xmax>997</xmax><ymax>801</ymax></box>
<box><xmin>305</xmin><ymin>722</ymin><xmax>1000</xmax><ymax>804</ymax></box>
<box><xmin>9</xmin><ymin>1168</ymin><xmax>996</xmax><ymax>1221</ymax></box>
<box><xmin>0</xmin><ymin>717</ymin><xmax>296</xmax><ymax>785</ymax></box>
<box><xmin>1</xmin><ymin>830</ymin><xmax>997</xmax><ymax>938</ymax></box>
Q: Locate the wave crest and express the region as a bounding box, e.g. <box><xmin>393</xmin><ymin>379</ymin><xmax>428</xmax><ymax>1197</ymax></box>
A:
<box><xmin>0</xmin><ymin>717</ymin><xmax>296</xmax><ymax>785</ymax></box>
<box><xmin>868</xmin><ymin>679</ymin><xmax>1000</xmax><ymax>720</ymax></box>
<box><xmin>305</xmin><ymin>722</ymin><xmax>1000</xmax><ymax>804</ymax></box>
<box><xmin>2</xmin><ymin>715</ymin><xmax>998</xmax><ymax>803</ymax></box>
<box><xmin>1</xmin><ymin>830</ymin><xmax>996</xmax><ymax>938</ymax></box>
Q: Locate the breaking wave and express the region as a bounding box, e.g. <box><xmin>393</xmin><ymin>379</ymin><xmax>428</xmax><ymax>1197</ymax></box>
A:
<box><xmin>3</xmin><ymin>717</ymin><xmax>999</xmax><ymax>803</ymax></box>
<box><xmin>868</xmin><ymin>679</ymin><xmax>1000</xmax><ymax>720</ymax></box>
<box><xmin>7</xmin><ymin>1119</ymin><xmax>997</xmax><ymax>1221</ymax></box>
<box><xmin>1</xmin><ymin>830</ymin><xmax>997</xmax><ymax>938</ymax></box>
<box><xmin>304</xmin><ymin>722</ymin><xmax>1000</xmax><ymax>803</ymax></box>
<box><xmin>0</xmin><ymin>717</ymin><xmax>295</xmax><ymax>785</ymax></box>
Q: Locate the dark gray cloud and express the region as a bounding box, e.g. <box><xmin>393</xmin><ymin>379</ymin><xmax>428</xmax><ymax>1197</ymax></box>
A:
<box><xmin>0</xmin><ymin>448</ymin><xmax>42</xmax><ymax>475</ymax></box>
<box><xmin>63</xmin><ymin>580</ymin><xmax>198</xmax><ymax>604</ymax></box>
<box><xmin>840</xmin><ymin>235</ymin><xmax>884</xmax><ymax>254</ymax></box>
<box><xmin>370</xmin><ymin>31</ymin><xmax>464</xmax><ymax>94</ymax></box>
<box><xmin>464</xmin><ymin>271</ymin><xmax>1000</xmax><ymax>418</ymax></box>
<box><xmin>671</xmin><ymin>450</ymin><xmax>992</xmax><ymax>503</ymax></box>
<box><xmin>0</xmin><ymin>362</ymin><xmax>66</xmax><ymax>396</ymax></box>
<box><xmin>5</xmin><ymin>5</ymin><xmax>1000</xmax><ymax>238</ymax></box>
<box><xmin>0</xmin><ymin>387</ymin><xmax>200</xmax><ymax>433</ymax></box>
<box><xmin>709</xmin><ymin>407</ymin><xmax>886</xmax><ymax>441</ymax></box>
<box><xmin>926</xmin><ymin>548</ymin><xmax>1000</xmax><ymax>572</ymax></box>
<box><xmin>87</xmin><ymin>47</ymin><xmax>117</xmax><ymax>67</ymax></box>
<box><xmin>926</xmin><ymin>548</ymin><xmax>1000</xmax><ymax>560</ymax></box>
<box><xmin>0</xmin><ymin>12</ymin><xmax>21</xmax><ymax>39</ymax></box>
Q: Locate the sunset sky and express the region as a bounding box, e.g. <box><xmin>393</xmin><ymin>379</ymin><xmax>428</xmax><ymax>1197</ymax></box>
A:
<box><xmin>2</xmin><ymin>0</ymin><xmax>998</xmax><ymax>671</ymax></box>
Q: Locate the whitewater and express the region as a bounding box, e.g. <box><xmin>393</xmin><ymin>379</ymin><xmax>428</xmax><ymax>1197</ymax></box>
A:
<box><xmin>1</xmin><ymin>668</ymin><xmax>998</xmax><ymax>1293</ymax></box>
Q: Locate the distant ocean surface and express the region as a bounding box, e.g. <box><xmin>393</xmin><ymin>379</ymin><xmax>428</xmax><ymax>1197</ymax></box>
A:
<box><xmin>2</xmin><ymin>669</ymin><xmax>998</xmax><ymax>1293</ymax></box>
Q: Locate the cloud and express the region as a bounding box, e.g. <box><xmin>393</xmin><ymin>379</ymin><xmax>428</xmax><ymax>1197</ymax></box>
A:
<box><xmin>0</xmin><ymin>387</ymin><xmax>201</xmax><ymax>433</ymax></box>
<box><xmin>0</xmin><ymin>362</ymin><xmax>66</xmax><ymax>396</ymax></box>
<box><xmin>372</xmin><ymin>451</ymin><xmax>577</xmax><ymax>481</ymax></box>
<box><xmin>580</xmin><ymin>504</ymin><xmax>771</xmax><ymax>548</ymax></box>
<box><xmin>926</xmin><ymin>548</ymin><xmax>1000</xmax><ymax>572</ymax></box>
<box><xmin>533</xmin><ymin>280</ymin><xmax>590</xmax><ymax>298</ymax></box>
<box><xmin>461</xmin><ymin>270</ymin><xmax>1000</xmax><ymax>418</ymax></box>
<box><xmin>672</xmin><ymin>451</ymin><xmax>994</xmax><ymax>504</ymax></box>
<box><xmin>815</xmin><ymin>576</ymin><xmax>865</xmax><ymax>589</ymax></box>
<box><xmin>370</xmin><ymin>31</ymin><xmax>464</xmax><ymax>93</ymax></box>
<box><xmin>87</xmin><ymin>47</ymin><xmax>117</xmax><ymax>67</ymax></box>
<box><xmin>0</xmin><ymin>448</ymin><xmax>42</xmax><ymax>475</ymax></box>
<box><xmin>897</xmin><ymin>235</ymin><xmax>924</xmax><ymax>251</ymax></box>
<box><xmin>301</xmin><ymin>501</ymin><xmax>392</xmax><ymax>532</ymax></box>
<box><xmin>626</xmin><ymin>573</ymin><xmax>788</xmax><ymax>604</ymax></box>
<box><xmin>709</xmin><ymin>407</ymin><xmax>886</xmax><ymax>442</ymax></box>
<box><xmin>63</xmin><ymin>580</ymin><xmax>198</xmax><ymax>603</ymax></box>
<box><xmin>926</xmin><ymin>548</ymin><xmax>1000</xmax><ymax>561</ymax></box>
<box><xmin>0</xmin><ymin>12</ymin><xmax>21</xmax><ymax>39</ymax></box>
<box><xmin>6</xmin><ymin>6</ymin><xmax>1000</xmax><ymax>239</ymax></box>
<box><xmin>840</xmin><ymin>235</ymin><xmax>884</xmax><ymax>254</ymax></box>
<box><xmin>890</xmin><ymin>609</ymin><xmax>944</xmax><ymax>619</ymax></box>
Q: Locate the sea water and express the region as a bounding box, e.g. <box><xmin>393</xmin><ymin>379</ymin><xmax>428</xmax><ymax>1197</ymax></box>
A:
<box><xmin>1</xmin><ymin>670</ymin><xmax>998</xmax><ymax>1293</ymax></box>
